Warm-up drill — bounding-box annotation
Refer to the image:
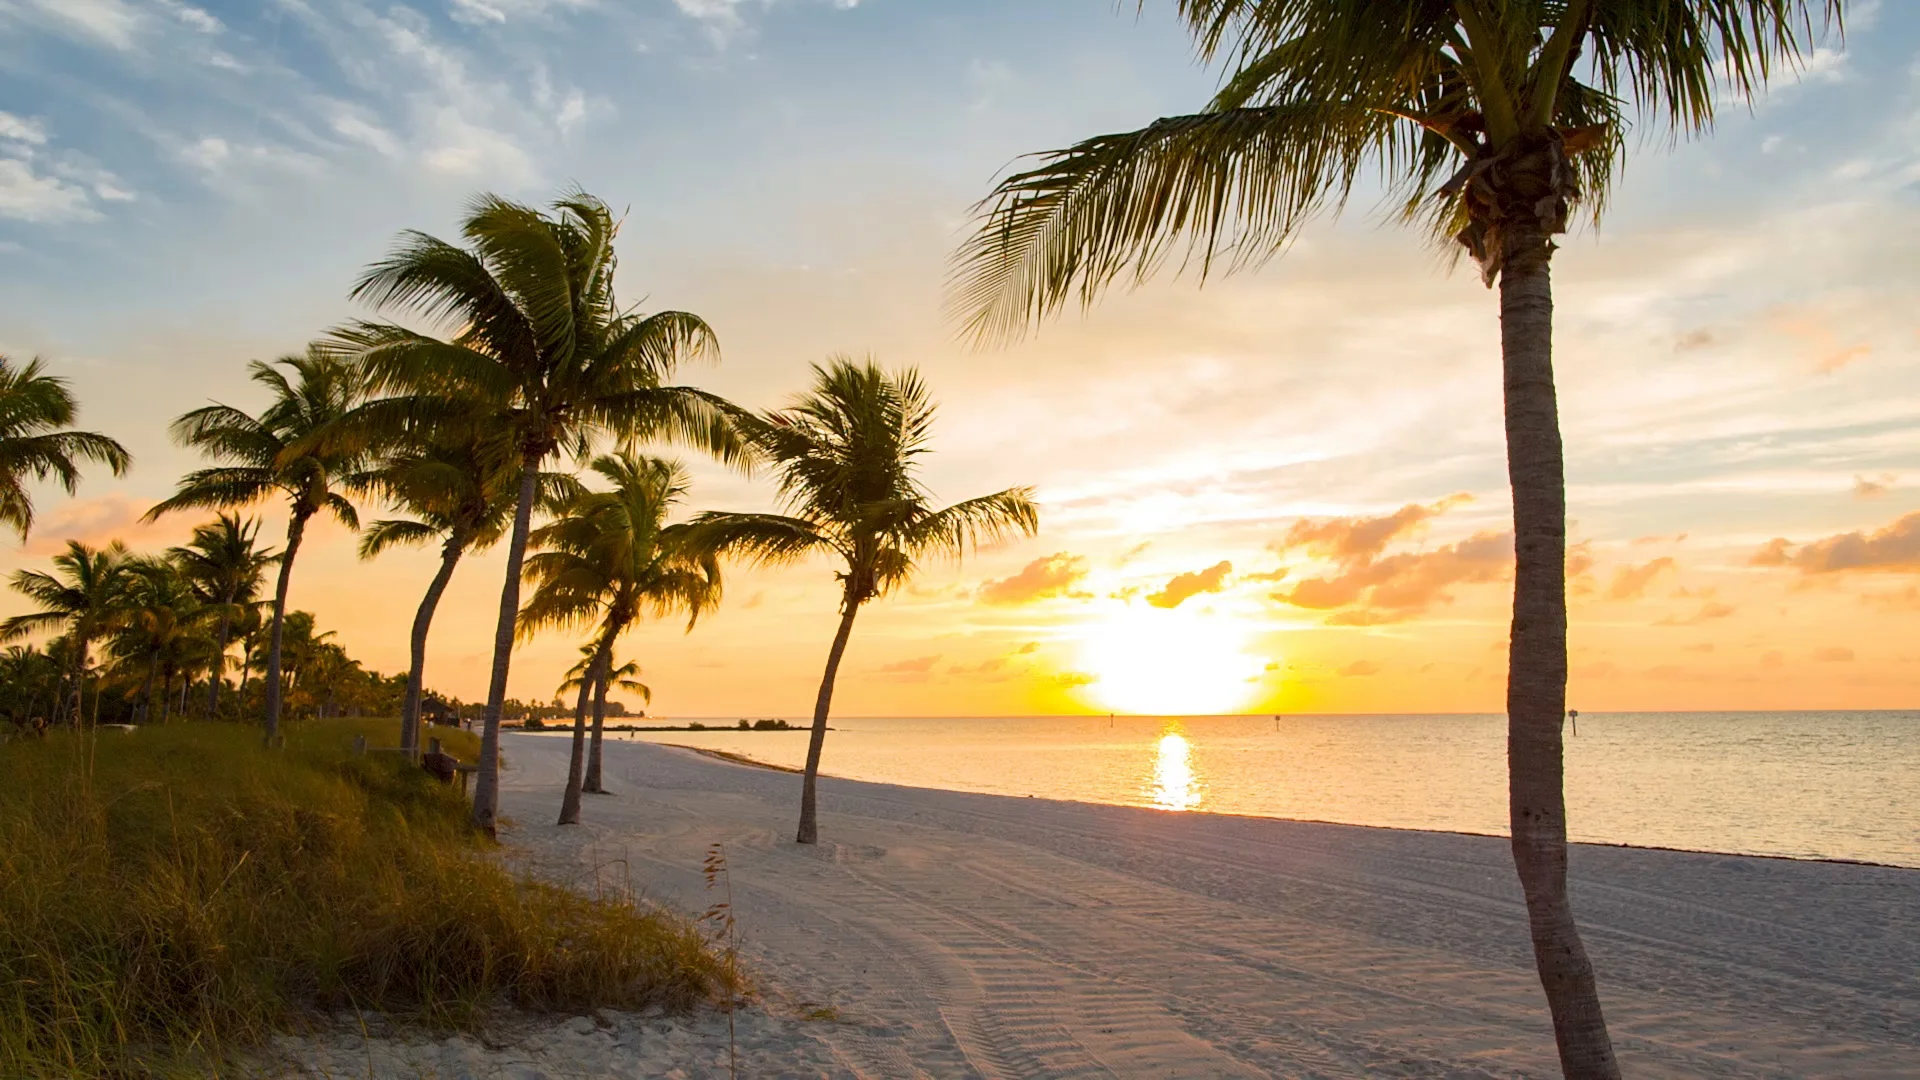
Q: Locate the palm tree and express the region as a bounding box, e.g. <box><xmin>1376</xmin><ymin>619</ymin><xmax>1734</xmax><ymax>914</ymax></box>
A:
<box><xmin>352</xmin><ymin>428</ymin><xmax>574</xmax><ymax>759</ymax></box>
<box><xmin>689</xmin><ymin>358</ymin><xmax>1038</xmax><ymax>845</ymax></box>
<box><xmin>948</xmin><ymin>4</ymin><xmax>1841</xmax><ymax>1073</ymax></box>
<box><xmin>0</xmin><ymin>355</ymin><xmax>131</xmax><ymax>541</ymax></box>
<box><xmin>520</xmin><ymin>452</ymin><xmax>720</xmax><ymax>826</ymax></box>
<box><xmin>143</xmin><ymin>348</ymin><xmax>363</xmax><ymax>742</ymax></box>
<box><xmin>168</xmin><ymin>514</ymin><xmax>277</xmax><ymax>719</ymax></box>
<box><xmin>1</xmin><ymin>540</ymin><xmax>133</xmax><ymax>726</ymax></box>
<box><xmin>111</xmin><ymin>557</ymin><xmax>208</xmax><ymax>724</ymax></box>
<box><xmin>0</xmin><ymin>643</ymin><xmax>63</xmax><ymax>733</ymax></box>
<box><xmin>331</xmin><ymin>190</ymin><xmax>745</xmax><ymax>835</ymax></box>
<box><xmin>558</xmin><ymin>644</ymin><xmax>651</xmax><ymax>711</ymax></box>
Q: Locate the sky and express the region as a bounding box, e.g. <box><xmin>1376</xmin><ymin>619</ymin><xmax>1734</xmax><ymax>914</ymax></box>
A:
<box><xmin>0</xmin><ymin>0</ymin><xmax>1917</xmax><ymax>718</ymax></box>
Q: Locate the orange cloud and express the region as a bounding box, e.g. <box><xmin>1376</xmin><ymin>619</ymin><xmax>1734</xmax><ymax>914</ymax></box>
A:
<box><xmin>1813</xmin><ymin>646</ymin><xmax>1855</xmax><ymax>663</ymax></box>
<box><xmin>1657</xmin><ymin>601</ymin><xmax>1736</xmax><ymax>626</ymax></box>
<box><xmin>1339</xmin><ymin>660</ymin><xmax>1380</xmax><ymax>677</ymax></box>
<box><xmin>878</xmin><ymin>655</ymin><xmax>940</xmax><ymax>675</ymax></box>
<box><xmin>1752</xmin><ymin>512</ymin><xmax>1920</xmax><ymax>574</ymax></box>
<box><xmin>1146</xmin><ymin>560</ymin><xmax>1232</xmax><ymax>609</ymax></box>
<box><xmin>1277</xmin><ymin>529</ymin><xmax>1511</xmax><ymax>625</ymax></box>
<box><xmin>1607</xmin><ymin>557</ymin><xmax>1676</xmax><ymax>600</ymax></box>
<box><xmin>19</xmin><ymin>492</ymin><xmax>191</xmax><ymax>556</ymax></box>
<box><xmin>978</xmin><ymin>552</ymin><xmax>1089</xmax><ymax>604</ymax></box>
<box><xmin>1852</xmin><ymin>474</ymin><xmax>1895</xmax><ymax>500</ymax></box>
<box><xmin>1274</xmin><ymin>494</ymin><xmax>1470</xmax><ymax>565</ymax></box>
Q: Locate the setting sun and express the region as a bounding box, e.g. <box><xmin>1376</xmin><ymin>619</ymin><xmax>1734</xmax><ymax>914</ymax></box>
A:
<box><xmin>1075</xmin><ymin>605</ymin><xmax>1267</xmax><ymax>715</ymax></box>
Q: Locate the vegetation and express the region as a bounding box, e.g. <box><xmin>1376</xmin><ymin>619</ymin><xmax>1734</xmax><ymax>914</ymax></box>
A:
<box><xmin>520</xmin><ymin>452</ymin><xmax>719</xmax><ymax>825</ymax></box>
<box><xmin>950</xmin><ymin>2</ymin><xmax>1840</xmax><ymax>1074</ymax></box>
<box><xmin>168</xmin><ymin>514</ymin><xmax>277</xmax><ymax>719</ymax></box>
<box><xmin>145</xmin><ymin>349</ymin><xmax>366</xmax><ymax>743</ymax></box>
<box><xmin>0</xmin><ymin>354</ymin><xmax>131</xmax><ymax>541</ymax></box>
<box><xmin>688</xmin><ymin>357</ymin><xmax>1039</xmax><ymax>844</ymax></box>
<box><xmin>0</xmin><ymin>719</ymin><xmax>730</xmax><ymax>1079</ymax></box>
<box><xmin>329</xmin><ymin>191</ymin><xmax>745</xmax><ymax>836</ymax></box>
<box><xmin>2</xmin><ymin>541</ymin><xmax>133</xmax><ymax>728</ymax></box>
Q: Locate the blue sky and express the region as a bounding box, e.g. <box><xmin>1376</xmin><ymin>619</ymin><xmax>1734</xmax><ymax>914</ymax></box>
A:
<box><xmin>0</xmin><ymin>0</ymin><xmax>1916</xmax><ymax>714</ymax></box>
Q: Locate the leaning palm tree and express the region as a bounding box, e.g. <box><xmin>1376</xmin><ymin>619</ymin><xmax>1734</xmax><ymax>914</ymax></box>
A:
<box><xmin>559</xmin><ymin>644</ymin><xmax>652</xmax><ymax>708</ymax></box>
<box><xmin>689</xmin><ymin>359</ymin><xmax>1038</xmax><ymax>844</ymax></box>
<box><xmin>0</xmin><ymin>354</ymin><xmax>132</xmax><ymax>541</ymax></box>
<box><xmin>168</xmin><ymin>514</ymin><xmax>276</xmax><ymax>718</ymax></box>
<box><xmin>519</xmin><ymin>453</ymin><xmax>720</xmax><ymax>826</ymax></box>
<box><xmin>1</xmin><ymin>540</ymin><xmax>132</xmax><ymax>726</ymax></box>
<box><xmin>352</xmin><ymin>427</ymin><xmax>575</xmax><ymax>759</ymax></box>
<box><xmin>143</xmin><ymin>348</ymin><xmax>363</xmax><ymax>742</ymax></box>
<box><xmin>330</xmin><ymin>190</ymin><xmax>745</xmax><ymax>835</ymax></box>
<box><xmin>949</xmin><ymin>4</ymin><xmax>1842</xmax><ymax>1073</ymax></box>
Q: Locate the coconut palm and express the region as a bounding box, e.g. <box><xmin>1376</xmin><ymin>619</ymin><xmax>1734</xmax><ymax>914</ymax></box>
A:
<box><xmin>558</xmin><ymin>644</ymin><xmax>652</xmax><ymax>708</ymax></box>
<box><xmin>110</xmin><ymin>558</ymin><xmax>209</xmax><ymax>724</ymax></box>
<box><xmin>689</xmin><ymin>358</ymin><xmax>1038</xmax><ymax>845</ymax></box>
<box><xmin>519</xmin><ymin>452</ymin><xmax>719</xmax><ymax>826</ymax></box>
<box><xmin>168</xmin><ymin>514</ymin><xmax>277</xmax><ymax>719</ymax></box>
<box><xmin>352</xmin><ymin>427</ymin><xmax>576</xmax><ymax>759</ymax></box>
<box><xmin>1</xmin><ymin>540</ymin><xmax>133</xmax><ymax>726</ymax></box>
<box><xmin>0</xmin><ymin>643</ymin><xmax>61</xmax><ymax>734</ymax></box>
<box><xmin>143</xmin><ymin>348</ymin><xmax>363</xmax><ymax>742</ymax></box>
<box><xmin>330</xmin><ymin>190</ymin><xmax>744</xmax><ymax>835</ymax></box>
<box><xmin>949</xmin><ymin>4</ymin><xmax>1842</xmax><ymax>1073</ymax></box>
<box><xmin>0</xmin><ymin>354</ymin><xmax>132</xmax><ymax>541</ymax></box>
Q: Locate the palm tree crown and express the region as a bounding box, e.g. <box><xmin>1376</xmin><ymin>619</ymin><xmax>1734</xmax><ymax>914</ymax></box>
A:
<box><xmin>952</xmin><ymin>0</ymin><xmax>1843</xmax><ymax>337</ymax></box>
<box><xmin>168</xmin><ymin>513</ymin><xmax>276</xmax><ymax>718</ymax></box>
<box><xmin>0</xmin><ymin>355</ymin><xmax>132</xmax><ymax>540</ymax></box>
<box><xmin>1</xmin><ymin>540</ymin><xmax>133</xmax><ymax>726</ymax></box>
<box><xmin>692</xmin><ymin>358</ymin><xmax>1039</xmax><ymax>609</ymax></box>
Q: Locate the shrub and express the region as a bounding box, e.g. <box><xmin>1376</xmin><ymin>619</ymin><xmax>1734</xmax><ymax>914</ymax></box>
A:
<box><xmin>0</xmin><ymin>719</ymin><xmax>729</xmax><ymax>1078</ymax></box>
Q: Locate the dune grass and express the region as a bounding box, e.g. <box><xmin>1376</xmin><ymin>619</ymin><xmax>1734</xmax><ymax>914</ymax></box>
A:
<box><xmin>0</xmin><ymin>718</ymin><xmax>731</xmax><ymax>1079</ymax></box>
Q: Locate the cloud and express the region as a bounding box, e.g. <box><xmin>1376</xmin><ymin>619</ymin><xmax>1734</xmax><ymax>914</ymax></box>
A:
<box><xmin>1813</xmin><ymin>646</ymin><xmax>1855</xmax><ymax>663</ymax></box>
<box><xmin>448</xmin><ymin>0</ymin><xmax>595</xmax><ymax>23</ymax></box>
<box><xmin>1852</xmin><ymin>474</ymin><xmax>1895</xmax><ymax>499</ymax></box>
<box><xmin>1751</xmin><ymin>512</ymin><xmax>1920</xmax><ymax>574</ymax></box>
<box><xmin>1146</xmin><ymin>560</ymin><xmax>1231</xmax><ymax>609</ymax></box>
<box><xmin>154</xmin><ymin>0</ymin><xmax>220</xmax><ymax>33</ymax></box>
<box><xmin>1607</xmin><ymin>557</ymin><xmax>1676</xmax><ymax>601</ymax></box>
<box><xmin>1276</xmin><ymin>528</ymin><xmax>1512</xmax><ymax>625</ymax></box>
<box><xmin>1273</xmin><ymin>494</ymin><xmax>1470</xmax><ymax>566</ymax></box>
<box><xmin>8</xmin><ymin>0</ymin><xmax>143</xmax><ymax>49</ymax></box>
<box><xmin>0</xmin><ymin>112</ymin><xmax>48</xmax><ymax>146</ymax></box>
<box><xmin>1053</xmin><ymin>671</ymin><xmax>1095</xmax><ymax>688</ymax></box>
<box><xmin>978</xmin><ymin>552</ymin><xmax>1088</xmax><ymax>605</ymax></box>
<box><xmin>877</xmin><ymin>654</ymin><xmax>940</xmax><ymax>676</ymax></box>
<box><xmin>1339</xmin><ymin>660</ymin><xmax>1380</xmax><ymax>677</ymax></box>
<box><xmin>1760</xmin><ymin>651</ymin><xmax>1785</xmax><ymax>669</ymax></box>
<box><xmin>1656</xmin><ymin>602</ymin><xmax>1736</xmax><ymax>626</ymax></box>
<box><xmin>19</xmin><ymin>493</ymin><xmax>185</xmax><ymax>556</ymax></box>
<box><xmin>1014</xmin><ymin>641</ymin><xmax>1038</xmax><ymax>655</ymax></box>
<box><xmin>0</xmin><ymin>158</ymin><xmax>97</xmax><ymax>223</ymax></box>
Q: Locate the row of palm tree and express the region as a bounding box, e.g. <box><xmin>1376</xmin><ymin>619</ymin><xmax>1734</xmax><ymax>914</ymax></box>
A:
<box><xmin>0</xmin><ymin>524</ymin><xmax>397</xmax><ymax>728</ymax></box>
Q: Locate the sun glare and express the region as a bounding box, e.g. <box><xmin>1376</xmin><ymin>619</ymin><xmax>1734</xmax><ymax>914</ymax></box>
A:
<box><xmin>1077</xmin><ymin>605</ymin><xmax>1266</xmax><ymax>715</ymax></box>
<box><xmin>1150</xmin><ymin>730</ymin><xmax>1203</xmax><ymax>811</ymax></box>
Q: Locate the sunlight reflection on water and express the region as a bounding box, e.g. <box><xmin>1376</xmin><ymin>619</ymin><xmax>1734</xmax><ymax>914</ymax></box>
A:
<box><xmin>1149</xmin><ymin>731</ymin><xmax>1203</xmax><ymax>811</ymax></box>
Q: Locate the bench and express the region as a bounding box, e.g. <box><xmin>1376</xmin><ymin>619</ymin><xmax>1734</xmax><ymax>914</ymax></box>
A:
<box><xmin>422</xmin><ymin>737</ymin><xmax>479</xmax><ymax>796</ymax></box>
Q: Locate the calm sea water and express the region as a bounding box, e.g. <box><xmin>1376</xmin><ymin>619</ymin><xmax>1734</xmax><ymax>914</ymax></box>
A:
<box><xmin>597</xmin><ymin>712</ymin><xmax>1920</xmax><ymax>868</ymax></box>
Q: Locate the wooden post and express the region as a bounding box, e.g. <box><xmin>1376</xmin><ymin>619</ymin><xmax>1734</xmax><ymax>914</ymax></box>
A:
<box><xmin>428</xmin><ymin>737</ymin><xmax>442</xmax><ymax>756</ymax></box>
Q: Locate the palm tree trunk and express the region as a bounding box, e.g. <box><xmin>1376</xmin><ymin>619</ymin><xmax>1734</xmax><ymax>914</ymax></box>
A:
<box><xmin>263</xmin><ymin>511</ymin><xmax>309</xmax><ymax>745</ymax></box>
<box><xmin>402</xmin><ymin>535</ymin><xmax>465</xmax><ymax>762</ymax></box>
<box><xmin>159</xmin><ymin>667</ymin><xmax>173</xmax><ymax>724</ymax></box>
<box><xmin>1500</xmin><ymin>226</ymin><xmax>1619</xmax><ymax>1079</ymax></box>
<box><xmin>583</xmin><ymin>644</ymin><xmax>615</xmax><ymax>794</ymax></box>
<box><xmin>558</xmin><ymin>635</ymin><xmax>611</xmax><ymax>826</ymax></box>
<box><xmin>140</xmin><ymin>655</ymin><xmax>158</xmax><ymax>724</ymax></box>
<box><xmin>473</xmin><ymin>460</ymin><xmax>541</xmax><ymax>837</ymax></box>
<box><xmin>206</xmin><ymin>601</ymin><xmax>234</xmax><ymax>718</ymax></box>
<box><xmin>65</xmin><ymin>639</ymin><xmax>88</xmax><ymax>728</ymax></box>
<box><xmin>796</xmin><ymin>599</ymin><xmax>861</xmax><ymax>845</ymax></box>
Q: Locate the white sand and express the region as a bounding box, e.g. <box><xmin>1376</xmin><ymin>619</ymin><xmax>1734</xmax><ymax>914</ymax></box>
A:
<box><xmin>267</xmin><ymin>732</ymin><xmax>1918</xmax><ymax>1078</ymax></box>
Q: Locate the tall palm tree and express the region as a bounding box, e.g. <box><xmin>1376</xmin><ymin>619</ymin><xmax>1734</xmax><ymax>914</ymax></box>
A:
<box><xmin>949</xmin><ymin>4</ymin><xmax>1842</xmax><ymax>1073</ymax></box>
<box><xmin>689</xmin><ymin>359</ymin><xmax>1038</xmax><ymax>845</ymax></box>
<box><xmin>558</xmin><ymin>644</ymin><xmax>651</xmax><ymax>712</ymax></box>
<box><xmin>1</xmin><ymin>540</ymin><xmax>133</xmax><ymax>726</ymax></box>
<box><xmin>143</xmin><ymin>348</ymin><xmax>363</xmax><ymax>743</ymax></box>
<box><xmin>0</xmin><ymin>354</ymin><xmax>131</xmax><ymax>541</ymax></box>
<box><xmin>352</xmin><ymin>428</ymin><xmax>574</xmax><ymax>759</ymax></box>
<box><xmin>520</xmin><ymin>453</ymin><xmax>720</xmax><ymax>826</ymax></box>
<box><xmin>330</xmin><ymin>190</ymin><xmax>745</xmax><ymax>835</ymax></box>
<box><xmin>168</xmin><ymin>514</ymin><xmax>277</xmax><ymax>719</ymax></box>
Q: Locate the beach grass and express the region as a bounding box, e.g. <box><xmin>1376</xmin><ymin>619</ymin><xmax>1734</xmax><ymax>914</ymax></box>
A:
<box><xmin>0</xmin><ymin>718</ymin><xmax>732</xmax><ymax>1079</ymax></box>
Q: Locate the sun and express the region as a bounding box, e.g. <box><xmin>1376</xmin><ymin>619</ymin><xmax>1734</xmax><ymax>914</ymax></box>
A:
<box><xmin>1075</xmin><ymin>604</ymin><xmax>1266</xmax><ymax>715</ymax></box>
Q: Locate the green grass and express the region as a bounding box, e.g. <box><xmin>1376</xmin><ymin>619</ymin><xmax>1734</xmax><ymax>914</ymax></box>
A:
<box><xmin>0</xmin><ymin>718</ymin><xmax>731</xmax><ymax>1079</ymax></box>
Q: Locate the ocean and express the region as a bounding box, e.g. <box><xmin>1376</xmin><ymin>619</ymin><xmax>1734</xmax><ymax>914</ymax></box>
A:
<box><xmin>589</xmin><ymin>711</ymin><xmax>1919</xmax><ymax>868</ymax></box>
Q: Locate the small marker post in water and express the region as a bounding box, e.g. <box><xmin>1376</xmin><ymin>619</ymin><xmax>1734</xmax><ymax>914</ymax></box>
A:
<box><xmin>1567</xmin><ymin>709</ymin><xmax>1579</xmax><ymax>737</ymax></box>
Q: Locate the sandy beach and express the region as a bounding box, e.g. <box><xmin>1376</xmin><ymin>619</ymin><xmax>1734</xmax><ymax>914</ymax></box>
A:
<box><xmin>274</xmin><ymin>733</ymin><xmax>1918</xmax><ymax>1078</ymax></box>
